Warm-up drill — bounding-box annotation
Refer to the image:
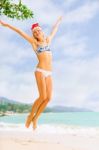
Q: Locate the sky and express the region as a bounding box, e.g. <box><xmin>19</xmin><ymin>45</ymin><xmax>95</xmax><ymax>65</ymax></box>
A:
<box><xmin>0</xmin><ymin>0</ymin><xmax>99</xmax><ymax>111</ymax></box>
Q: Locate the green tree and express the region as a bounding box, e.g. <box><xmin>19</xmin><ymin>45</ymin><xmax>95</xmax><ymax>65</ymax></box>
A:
<box><xmin>0</xmin><ymin>0</ymin><xmax>34</xmax><ymax>20</ymax></box>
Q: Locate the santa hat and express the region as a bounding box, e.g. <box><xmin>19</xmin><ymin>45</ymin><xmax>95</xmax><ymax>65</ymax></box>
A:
<box><xmin>31</xmin><ymin>23</ymin><xmax>41</xmax><ymax>31</ymax></box>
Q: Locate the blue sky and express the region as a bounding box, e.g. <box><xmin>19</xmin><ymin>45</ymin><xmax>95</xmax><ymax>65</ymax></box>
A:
<box><xmin>0</xmin><ymin>0</ymin><xmax>99</xmax><ymax>111</ymax></box>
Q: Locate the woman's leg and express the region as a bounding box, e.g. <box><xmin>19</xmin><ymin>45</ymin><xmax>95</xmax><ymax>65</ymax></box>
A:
<box><xmin>25</xmin><ymin>71</ymin><xmax>47</xmax><ymax>128</ymax></box>
<box><xmin>32</xmin><ymin>76</ymin><xmax>52</xmax><ymax>129</ymax></box>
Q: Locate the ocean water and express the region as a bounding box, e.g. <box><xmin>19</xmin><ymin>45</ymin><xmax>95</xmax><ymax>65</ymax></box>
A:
<box><xmin>0</xmin><ymin>112</ymin><xmax>99</xmax><ymax>136</ymax></box>
<box><xmin>0</xmin><ymin>112</ymin><xmax>99</xmax><ymax>127</ymax></box>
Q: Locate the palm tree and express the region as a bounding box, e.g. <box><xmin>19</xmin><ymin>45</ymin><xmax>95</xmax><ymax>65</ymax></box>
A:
<box><xmin>0</xmin><ymin>0</ymin><xmax>34</xmax><ymax>20</ymax></box>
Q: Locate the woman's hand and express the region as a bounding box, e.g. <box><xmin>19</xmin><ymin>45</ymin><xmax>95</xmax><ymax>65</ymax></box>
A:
<box><xmin>57</xmin><ymin>16</ymin><xmax>63</xmax><ymax>22</ymax></box>
<box><xmin>55</xmin><ymin>16</ymin><xmax>63</xmax><ymax>27</ymax></box>
<box><xmin>0</xmin><ymin>20</ymin><xmax>7</xmax><ymax>27</ymax></box>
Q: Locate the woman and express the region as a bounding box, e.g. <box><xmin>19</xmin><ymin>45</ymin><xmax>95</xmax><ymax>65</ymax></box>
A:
<box><xmin>0</xmin><ymin>16</ymin><xmax>62</xmax><ymax>130</ymax></box>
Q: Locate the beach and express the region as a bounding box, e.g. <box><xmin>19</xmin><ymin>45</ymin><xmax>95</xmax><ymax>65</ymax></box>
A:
<box><xmin>0</xmin><ymin>124</ymin><xmax>99</xmax><ymax>150</ymax></box>
<box><xmin>0</xmin><ymin>112</ymin><xmax>99</xmax><ymax>150</ymax></box>
<box><xmin>0</xmin><ymin>133</ymin><xmax>66</xmax><ymax>150</ymax></box>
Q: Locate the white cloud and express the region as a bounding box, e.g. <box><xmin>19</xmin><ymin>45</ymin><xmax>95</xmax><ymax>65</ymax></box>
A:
<box><xmin>51</xmin><ymin>55</ymin><xmax>99</xmax><ymax>111</ymax></box>
<box><xmin>20</xmin><ymin>0</ymin><xmax>63</xmax><ymax>25</ymax></box>
<box><xmin>61</xmin><ymin>0</ymin><xmax>79</xmax><ymax>8</ymax></box>
<box><xmin>0</xmin><ymin>26</ymin><xmax>35</xmax><ymax>65</ymax></box>
<box><xmin>0</xmin><ymin>65</ymin><xmax>38</xmax><ymax>103</ymax></box>
<box><xmin>53</xmin><ymin>32</ymin><xmax>88</xmax><ymax>57</ymax></box>
<box><xmin>64</xmin><ymin>1</ymin><xmax>99</xmax><ymax>24</ymax></box>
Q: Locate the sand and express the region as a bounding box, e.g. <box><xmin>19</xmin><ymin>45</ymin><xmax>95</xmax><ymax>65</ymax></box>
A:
<box><xmin>0</xmin><ymin>129</ymin><xmax>99</xmax><ymax>150</ymax></box>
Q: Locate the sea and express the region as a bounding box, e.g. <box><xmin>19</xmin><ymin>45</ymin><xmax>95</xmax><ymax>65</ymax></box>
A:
<box><xmin>0</xmin><ymin>112</ymin><xmax>99</xmax><ymax>136</ymax></box>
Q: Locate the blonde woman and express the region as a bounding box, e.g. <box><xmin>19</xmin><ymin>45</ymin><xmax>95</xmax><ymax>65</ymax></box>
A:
<box><xmin>0</xmin><ymin>16</ymin><xmax>62</xmax><ymax>129</ymax></box>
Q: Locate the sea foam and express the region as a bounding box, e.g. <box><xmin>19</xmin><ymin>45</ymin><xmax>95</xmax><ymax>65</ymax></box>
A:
<box><xmin>0</xmin><ymin>122</ymin><xmax>99</xmax><ymax>137</ymax></box>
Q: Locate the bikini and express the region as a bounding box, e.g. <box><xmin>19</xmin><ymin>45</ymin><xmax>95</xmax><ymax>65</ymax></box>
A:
<box><xmin>35</xmin><ymin>45</ymin><xmax>52</xmax><ymax>77</ymax></box>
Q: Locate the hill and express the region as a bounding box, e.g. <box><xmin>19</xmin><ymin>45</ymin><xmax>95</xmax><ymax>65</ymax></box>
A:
<box><xmin>0</xmin><ymin>97</ymin><xmax>92</xmax><ymax>114</ymax></box>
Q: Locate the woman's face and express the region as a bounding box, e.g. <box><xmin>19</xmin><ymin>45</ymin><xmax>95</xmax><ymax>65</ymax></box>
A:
<box><xmin>33</xmin><ymin>28</ymin><xmax>44</xmax><ymax>40</ymax></box>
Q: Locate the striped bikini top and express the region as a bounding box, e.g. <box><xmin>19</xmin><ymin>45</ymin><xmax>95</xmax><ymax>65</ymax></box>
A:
<box><xmin>36</xmin><ymin>45</ymin><xmax>51</xmax><ymax>54</ymax></box>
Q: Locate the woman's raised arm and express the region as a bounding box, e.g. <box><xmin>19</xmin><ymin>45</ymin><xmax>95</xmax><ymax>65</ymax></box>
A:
<box><xmin>47</xmin><ymin>16</ymin><xmax>62</xmax><ymax>43</ymax></box>
<box><xmin>0</xmin><ymin>20</ymin><xmax>34</xmax><ymax>44</ymax></box>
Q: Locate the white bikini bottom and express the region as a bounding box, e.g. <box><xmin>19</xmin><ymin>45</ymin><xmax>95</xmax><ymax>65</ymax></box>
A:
<box><xmin>35</xmin><ymin>67</ymin><xmax>52</xmax><ymax>77</ymax></box>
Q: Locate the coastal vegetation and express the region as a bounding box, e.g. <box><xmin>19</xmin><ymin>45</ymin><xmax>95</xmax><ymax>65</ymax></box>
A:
<box><xmin>0</xmin><ymin>0</ymin><xmax>33</xmax><ymax>20</ymax></box>
<box><xmin>0</xmin><ymin>97</ymin><xmax>92</xmax><ymax>116</ymax></box>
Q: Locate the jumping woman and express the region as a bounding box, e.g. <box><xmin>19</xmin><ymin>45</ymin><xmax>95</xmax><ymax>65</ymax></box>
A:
<box><xmin>0</xmin><ymin>16</ymin><xmax>62</xmax><ymax>130</ymax></box>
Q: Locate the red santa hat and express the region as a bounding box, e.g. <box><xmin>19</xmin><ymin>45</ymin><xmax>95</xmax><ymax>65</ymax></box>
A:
<box><xmin>31</xmin><ymin>23</ymin><xmax>41</xmax><ymax>31</ymax></box>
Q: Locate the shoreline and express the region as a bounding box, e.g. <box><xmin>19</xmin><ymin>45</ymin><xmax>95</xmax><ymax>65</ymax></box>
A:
<box><xmin>0</xmin><ymin>112</ymin><xmax>99</xmax><ymax>150</ymax></box>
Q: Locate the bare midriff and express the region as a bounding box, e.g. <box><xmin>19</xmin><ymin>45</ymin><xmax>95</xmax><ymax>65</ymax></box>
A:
<box><xmin>36</xmin><ymin>51</ymin><xmax>52</xmax><ymax>71</ymax></box>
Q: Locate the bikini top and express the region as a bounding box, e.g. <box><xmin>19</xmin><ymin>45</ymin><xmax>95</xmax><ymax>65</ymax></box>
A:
<box><xmin>36</xmin><ymin>45</ymin><xmax>51</xmax><ymax>54</ymax></box>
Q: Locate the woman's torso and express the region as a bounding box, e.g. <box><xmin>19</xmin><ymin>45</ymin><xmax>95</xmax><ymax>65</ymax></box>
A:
<box><xmin>31</xmin><ymin>38</ymin><xmax>52</xmax><ymax>71</ymax></box>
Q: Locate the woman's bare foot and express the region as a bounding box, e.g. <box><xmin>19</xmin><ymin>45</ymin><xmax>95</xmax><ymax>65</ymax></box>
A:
<box><xmin>25</xmin><ymin>115</ymin><xmax>32</xmax><ymax>128</ymax></box>
<box><xmin>32</xmin><ymin>118</ymin><xmax>37</xmax><ymax>130</ymax></box>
